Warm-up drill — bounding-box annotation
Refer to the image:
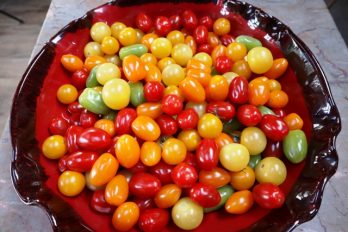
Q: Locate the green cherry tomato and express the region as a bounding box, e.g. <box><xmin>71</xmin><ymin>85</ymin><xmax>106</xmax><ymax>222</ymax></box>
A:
<box><xmin>86</xmin><ymin>65</ymin><xmax>100</xmax><ymax>88</ymax></box>
<box><xmin>283</xmin><ymin>129</ymin><xmax>308</xmax><ymax>163</ymax></box>
<box><xmin>119</xmin><ymin>43</ymin><xmax>148</xmax><ymax>60</ymax></box>
<box><xmin>220</xmin><ymin>143</ymin><xmax>250</xmax><ymax>172</ymax></box>
<box><xmin>257</xmin><ymin>105</ymin><xmax>275</xmax><ymax>116</ymax></box>
<box><xmin>129</xmin><ymin>82</ymin><xmax>145</xmax><ymax>107</ymax></box>
<box><xmin>172</xmin><ymin>197</ymin><xmax>203</xmax><ymax>230</ymax></box>
<box><xmin>248</xmin><ymin>154</ymin><xmax>261</xmax><ymax>169</ymax></box>
<box><xmin>255</xmin><ymin>157</ymin><xmax>287</xmax><ymax>185</ymax></box>
<box><xmin>240</xmin><ymin>127</ymin><xmax>267</xmax><ymax>156</ymax></box>
<box><xmin>79</xmin><ymin>88</ymin><xmax>109</xmax><ymax>115</ymax></box>
<box><xmin>235</xmin><ymin>35</ymin><xmax>262</xmax><ymax>51</ymax></box>
<box><xmin>204</xmin><ymin>185</ymin><xmax>234</xmax><ymax>213</ymax></box>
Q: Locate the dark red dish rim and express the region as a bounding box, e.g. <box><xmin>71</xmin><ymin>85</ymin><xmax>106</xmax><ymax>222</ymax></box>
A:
<box><xmin>10</xmin><ymin>0</ymin><xmax>341</xmax><ymax>231</ymax></box>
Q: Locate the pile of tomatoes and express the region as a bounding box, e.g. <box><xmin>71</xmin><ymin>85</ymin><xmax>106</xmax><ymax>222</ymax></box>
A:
<box><xmin>42</xmin><ymin>10</ymin><xmax>308</xmax><ymax>231</ymax></box>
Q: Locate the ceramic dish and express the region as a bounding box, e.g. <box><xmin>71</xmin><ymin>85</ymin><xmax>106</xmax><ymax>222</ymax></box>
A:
<box><xmin>10</xmin><ymin>0</ymin><xmax>341</xmax><ymax>231</ymax></box>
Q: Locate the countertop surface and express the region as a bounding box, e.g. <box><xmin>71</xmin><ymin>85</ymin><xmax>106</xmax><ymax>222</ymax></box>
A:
<box><xmin>1</xmin><ymin>0</ymin><xmax>347</xmax><ymax>231</ymax></box>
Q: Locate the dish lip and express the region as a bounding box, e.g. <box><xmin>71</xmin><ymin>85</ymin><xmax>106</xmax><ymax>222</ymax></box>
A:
<box><xmin>9</xmin><ymin>0</ymin><xmax>341</xmax><ymax>232</ymax></box>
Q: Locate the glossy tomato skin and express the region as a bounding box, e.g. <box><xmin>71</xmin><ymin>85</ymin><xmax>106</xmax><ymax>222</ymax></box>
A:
<box><xmin>144</xmin><ymin>81</ymin><xmax>165</xmax><ymax>102</ymax></box>
<box><xmin>156</xmin><ymin>114</ymin><xmax>178</xmax><ymax>136</ymax></box>
<box><xmin>177</xmin><ymin>108</ymin><xmax>199</xmax><ymax>130</ymax></box>
<box><xmin>199</xmin><ymin>16</ymin><xmax>213</xmax><ymax>30</ymax></box>
<box><xmin>79</xmin><ymin>110</ymin><xmax>99</xmax><ymax>128</ymax></box>
<box><xmin>134</xmin><ymin>198</ymin><xmax>156</xmax><ymax>212</ymax></box>
<box><xmin>193</xmin><ymin>25</ymin><xmax>208</xmax><ymax>44</ymax></box>
<box><xmin>220</xmin><ymin>34</ymin><xmax>235</xmax><ymax>47</ymax></box>
<box><xmin>260</xmin><ymin>114</ymin><xmax>289</xmax><ymax>141</ymax></box>
<box><xmin>65</xmin><ymin>151</ymin><xmax>99</xmax><ymax>172</ymax></box>
<box><xmin>182</xmin><ymin>10</ymin><xmax>198</xmax><ymax>30</ymax></box>
<box><xmin>237</xmin><ymin>104</ymin><xmax>262</xmax><ymax>126</ymax></box>
<box><xmin>49</xmin><ymin>116</ymin><xmax>69</xmax><ymax>136</ymax></box>
<box><xmin>252</xmin><ymin>183</ymin><xmax>285</xmax><ymax>209</ymax></box>
<box><xmin>198</xmin><ymin>167</ymin><xmax>230</xmax><ymax>188</ymax></box>
<box><xmin>184</xmin><ymin>152</ymin><xmax>199</xmax><ymax>173</ymax></box>
<box><xmin>91</xmin><ymin>189</ymin><xmax>115</xmax><ymax>214</ymax></box>
<box><xmin>161</xmin><ymin>94</ymin><xmax>183</xmax><ymax>116</ymax></box>
<box><xmin>129</xmin><ymin>172</ymin><xmax>162</xmax><ymax>199</ymax></box>
<box><xmin>77</xmin><ymin>127</ymin><xmax>111</xmax><ymax>152</ymax></box>
<box><xmin>206</xmin><ymin>101</ymin><xmax>235</xmax><ymax>121</ymax></box>
<box><xmin>189</xmin><ymin>183</ymin><xmax>221</xmax><ymax>208</ymax></box>
<box><xmin>136</xmin><ymin>13</ymin><xmax>153</xmax><ymax>33</ymax></box>
<box><xmin>215</xmin><ymin>56</ymin><xmax>232</xmax><ymax>74</ymax></box>
<box><xmin>115</xmin><ymin>108</ymin><xmax>137</xmax><ymax>135</ymax></box>
<box><xmin>155</xmin><ymin>16</ymin><xmax>171</xmax><ymax>36</ymax></box>
<box><xmin>197</xmin><ymin>44</ymin><xmax>213</xmax><ymax>54</ymax></box>
<box><xmin>128</xmin><ymin>160</ymin><xmax>148</xmax><ymax>174</ymax></box>
<box><xmin>228</xmin><ymin>76</ymin><xmax>249</xmax><ymax>104</ymax></box>
<box><xmin>71</xmin><ymin>68</ymin><xmax>88</xmax><ymax>90</ymax></box>
<box><xmin>138</xmin><ymin>208</ymin><xmax>169</xmax><ymax>232</ymax></box>
<box><xmin>263</xmin><ymin>140</ymin><xmax>283</xmax><ymax>158</ymax></box>
<box><xmin>150</xmin><ymin>161</ymin><xmax>174</xmax><ymax>185</ymax></box>
<box><xmin>65</xmin><ymin>125</ymin><xmax>84</xmax><ymax>153</ymax></box>
<box><xmin>169</xmin><ymin>14</ymin><xmax>182</xmax><ymax>30</ymax></box>
<box><xmin>171</xmin><ymin>162</ymin><xmax>198</xmax><ymax>188</ymax></box>
<box><xmin>196</xmin><ymin>139</ymin><xmax>219</xmax><ymax>171</ymax></box>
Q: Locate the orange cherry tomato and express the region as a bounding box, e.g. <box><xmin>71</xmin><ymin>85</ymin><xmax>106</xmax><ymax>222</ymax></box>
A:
<box><xmin>177</xmin><ymin>129</ymin><xmax>201</xmax><ymax>151</ymax></box>
<box><xmin>211</xmin><ymin>45</ymin><xmax>226</xmax><ymax>66</ymax></box>
<box><xmin>185</xmin><ymin>35</ymin><xmax>197</xmax><ymax>55</ymax></box>
<box><xmin>164</xmin><ymin>85</ymin><xmax>185</xmax><ymax>101</ymax></box>
<box><xmin>230</xmin><ymin>166</ymin><xmax>256</xmax><ymax>190</ymax></box>
<box><xmin>267</xmin><ymin>79</ymin><xmax>281</xmax><ymax>91</ymax></box>
<box><xmin>199</xmin><ymin>167</ymin><xmax>231</xmax><ymax>188</ymax></box>
<box><xmin>232</xmin><ymin>60</ymin><xmax>252</xmax><ymax>79</ymax></box>
<box><xmin>264</xmin><ymin>58</ymin><xmax>288</xmax><ymax>79</ymax></box>
<box><xmin>283</xmin><ymin>113</ymin><xmax>304</xmax><ymax>130</ymax></box>
<box><xmin>144</xmin><ymin>63</ymin><xmax>162</xmax><ymax>82</ymax></box>
<box><xmin>207</xmin><ymin>32</ymin><xmax>220</xmax><ymax>48</ymax></box>
<box><xmin>61</xmin><ymin>54</ymin><xmax>84</xmax><ymax>72</ymax></box>
<box><xmin>214</xmin><ymin>132</ymin><xmax>234</xmax><ymax>150</ymax></box>
<box><xmin>186</xmin><ymin>59</ymin><xmax>211</xmax><ymax>74</ymax></box>
<box><xmin>179</xmin><ymin>77</ymin><xmax>206</xmax><ymax>103</ymax></box>
<box><xmin>136</xmin><ymin>102</ymin><xmax>163</xmax><ymax>119</ymax></box>
<box><xmin>162</xmin><ymin>138</ymin><xmax>187</xmax><ymax>165</ymax></box>
<box><xmin>140</xmin><ymin>141</ymin><xmax>162</xmax><ymax>166</ymax></box>
<box><xmin>207</xmin><ymin>75</ymin><xmax>229</xmax><ymax>101</ymax></box>
<box><xmin>140</xmin><ymin>53</ymin><xmax>157</xmax><ymax>65</ymax></box>
<box><xmin>225</xmin><ymin>190</ymin><xmax>254</xmax><ymax>214</ymax></box>
<box><xmin>197</xmin><ymin>113</ymin><xmax>223</xmax><ymax>139</ymax></box>
<box><xmin>141</xmin><ymin>33</ymin><xmax>158</xmax><ymax>50</ymax></box>
<box><xmin>131</xmin><ymin>115</ymin><xmax>161</xmax><ymax>141</ymax></box>
<box><xmin>267</xmin><ymin>89</ymin><xmax>289</xmax><ymax>108</ymax></box>
<box><xmin>105</xmin><ymin>175</ymin><xmax>129</xmax><ymax>206</ymax></box>
<box><xmin>186</xmin><ymin>69</ymin><xmax>211</xmax><ymax>87</ymax></box>
<box><xmin>226</xmin><ymin>42</ymin><xmax>247</xmax><ymax>62</ymax></box>
<box><xmin>89</xmin><ymin>153</ymin><xmax>119</xmax><ymax>186</ymax></box>
<box><xmin>84</xmin><ymin>55</ymin><xmax>106</xmax><ymax>71</ymax></box>
<box><xmin>112</xmin><ymin>202</ymin><xmax>139</xmax><ymax>231</ymax></box>
<box><xmin>94</xmin><ymin>119</ymin><xmax>116</xmax><ymax>136</ymax></box>
<box><xmin>123</xmin><ymin>55</ymin><xmax>147</xmax><ymax>82</ymax></box>
<box><xmin>115</xmin><ymin>134</ymin><xmax>140</xmax><ymax>168</ymax></box>
<box><xmin>154</xmin><ymin>184</ymin><xmax>182</xmax><ymax>208</ymax></box>
<box><xmin>248</xmin><ymin>78</ymin><xmax>270</xmax><ymax>106</ymax></box>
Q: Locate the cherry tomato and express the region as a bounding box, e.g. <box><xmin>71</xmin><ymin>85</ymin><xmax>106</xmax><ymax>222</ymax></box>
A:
<box><xmin>141</xmin><ymin>33</ymin><xmax>159</xmax><ymax>50</ymax></box>
<box><xmin>189</xmin><ymin>182</ymin><xmax>221</xmax><ymax>208</ymax></box>
<box><xmin>132</xmin><ymin>115</ymin><xmax>161</xmax><ymax>141</ymax></box>
<box><xmin>65</xmin><ymin>151</ymin><xmax>98</xmax><ymax>172</ymax></box>
<box><xmin>207</xmin><ymin>32</ymin><xmax>220</xmax><ymax>48</ymax></box>
<box><xmin>89</xmin><ymin>153</ymin><xmax>119</xmax><ymax>186</ymax></box>
<box><xmin>123</xmin><ymin>55</ymin><xmax>147</xmax><ymax>82</ymax></box>
<box><xmin>197</xmin><ymin>113</ymin><xmax>223</xmax><ymax>139</ymax></box>
<box><xmin>71</xmin><ymin>68</ymin><xmax>88</xmax><ymax>90</ymax></box>
<box><xmin>42</xmin><ymin>135</ymin><xmax>67</xmax><ymax>159</ymax></box>
<box><xmin>65</xmin><ymin>125</ymin><xmax>83</xmax><ymax>153</ymax></box>
<box><xmin>206</xmin><ymin>101</ymin><xmax>235</xmax><ymax>121</ymax></box>
<box><xmin>61</xmin><ymin>54</ymin><xmax>84</xmax><ymax>72</ymax></box>
<box><xmin>226</xmin><ymin>42</ymin><xmax>247</xmax><ymax>62</ymax></box>
<box><xmin>90</xmin><ymin>22</ymin><xmax>111</xmax><ymax>43</ymax></box>
<box><xmin>171</xmin><ymin>162</ymin><xmax>198</xmax><ymax>188</ymax></box>
<box><xmin>127</xmin><ymin>161</ymin><xmax>148</xmax><ymax>174</ymax></box>
<box><xmin>260</xmin><ymin>114</ymin><xmax>289</xmax><ymax>141</ymax></box>
<box><xmin>197</xmin><ymin>43</ymin><xmax>213</xmax><ymax>54</ymax></box>
<box><xmin>141</xmin><ymin>141</ymin><xmax>162</xmax><ymax>167</ymax></box>
<box><xmin>144</xmin><ymin>81</ymin><xmax>165</xmax><ymax>102</ymax></box>
<box><xmin>231</xmin><ymin>60</ymin><xmax>252</xmax><ymax>79</ymax></box>
<box><xmin>167</xmin><ymin>30</ymin><xmax>185</xmax><ymax>46</ymax></box>
<box><xmin>228</xmin><ymin>76</ymin><xmax>249</xmax><ymax>104</ymax></box>
<box><xmin>247</xmin><ymin>47</ymin><xmax>273</xmax><ymax>74</ymax></box>
<box><xmin>182</xmin><ymin>10</ymin><xmax>198</xmax><ymax>30</ymax></box>
<box><xmin>215</xmin><ymin>56</ymin><xmax>232</xmax><ymax>74</ymax></box>
<box><xmin>138</xmin><ymin>208</ymin><xmax>169</xmax><ymax>232</ymax></box>
<box><xmin>255</xmin><ymin>157</ymin><xmax>287</xmax><ymax>185</ymax></box>
<box><xmin>225</xmin><ymin>190</ymin><xmax>253</xmax><ymax>214</ymax></box>
<box><xmin>199</xmin><ymin>167</ymin><xmax>231</xmax><ymax>188</ymax></box>
<box><xmin>177</xmin><ymin>108</ymin><xmax>199</xmax><ymax>130</ymax></box>
<box><xmin>162</xmin><ymin>138</ymin><xmax>187</xmax><ymax>165</ymax></box>
<box><xmin>267</xmin><ymin>89</ymin><xmax>289</xmax><ymax>108</ymax></box>
<box><xmin>49</xmin><ymin>116</ymin><xmax>69</xmax><ymax>136</ymax></box>
<box><xmin>112</xmin><ymin>202</ymin><xmax>139</xmax><ymax>231</ymax></box>
<box><xmin>101</xmin><ymin>36</ymin><xmax>119</xmax><ymax>55</ymax></box>
<box><xmin>94</xmin><ymin>119</ymin><xmax>115</xmax><ymax>136</ymax></box>
<box><xmin>184</xmin><ymin>152</ymin><xmax>199</xmax><ymax>172</ymax></box>
<box><xmin>196</xmin><ymin>139</ymin><xmax>219</xmax><ymax>171</ymax></box>
<box><xmin>105</xmin><ymin>175</ymin><xmax>129</xmax><ymax>206</ymax></box>
<box><xmin>252</xmin><ymin>183</ymin><xmax>285</xmax><ymax>209</ymax></box>
<box><xmin>129</xmin><ymin>172</ymin><xmax>161</xmax><ymax>199</ymax></box>
<box><xmin>172</xmin><ymin>197</ymin><xmax>203</xmax><ymax>230</ymax></box>
<box><xmin>161</xmin><ymin>94</ymin><xmax>183</xmax><ymax>115</ymax></box>
<box><xmin>199</xmin><ymin>15</ymin><xmax>213</xmax><ymax>30</ymax></box>
<box><xmin>211</xmin><ymin>45</ymin><xmax>227</xmax><ymax>66</ymax></box>
<box><xmin>150</xmin><ymin>161</ymin><xmax>174</xmax><ymax>185</ymax></box>
<box><xmin>134</xmin><ymin>198</ymin><xmax>156</xmax><ymax>212</ymax></box>
<box><xmin>230</xmin><ymin>166</ymin><xmax>255</xmax><ymax>190</ymax></box>
<box><xmin>220</xmin><ymin>34</ymin><xmax>235</xmax><ymax>46</ymax></box>
<box><xmin>213</xmin><ymin>18</ymin><xmax>230</xmax><ymax>36</ymax></box>
<box><xmin>77</xmin><ymin>127</ymin><xmax>111</xmax><ymax>152</ymax></box>
<box><xmin>214</xmin><ymin>133</ymin><xmax>234</xmax><ymax>150</ymax></box>
<box><xmin>283</xmin><ymin>113</ymin><xmax>304</xmax><ymax>130</ymax></box>
<box><xmin>177</xmin><ymin>129</ymin><xmax>201</xmax><ymax>152</ymax></box>
<box><xmin>237</xmin><ymin>104</ymin><xmax>262</xmax><ymax>126</ymax></box>
<box><xmin>115</xmin><ymin>108</ymin><xmax>137</xmax><ymax>135</ymax></box>
<box><xmin>240</xmin><ymin>127</ymin><xmax>267</xmax><ymax>156</ymax></box>
<box><xmin>186</xmin><ymin>68</ymin><xmax>211</xmax><ymax>87</ymax></box>
<box><xmin>248</xmin><ymin>78</ymin><xmax>271</xmax><ymax>106</ymax></box>
<box><xmin>80</xmin><ymin>110</ymin><xmax>98</xmax><ymax>128</ymax></box>
<box><xmin>220</xmin><ymin>143</ymin><xmax>250</xmax><ymax>172</ymax></box>
<box><xmin>91</xmin><ymin>190</ymin><xmax>115</xmax><ymax>214</ymax></box>
<box><xmin>102</xmin><ymin>78</ymin><xmax>131</xmax><ymax>110</ymax></box>
<box><xmin>136</xmin><ymin>13</ymin><xmax>153</xmax><ymax>33</ymax></box>
<box><xmin>115</xmin><ymin>134</ymin><xmax>140</xmax><ymax>168</ymax></box>
<box><xmin>154</xmin><ymin>184</ymin><xmax>182</xmax><ymax>208</ymax></box>
<box><xmin>193</xmin><ymin>25</ymin><xmax>208</xmax><ymax>44</ymax></box>
<box><xmin>118</xmin><ymin>27</ymin><xmax>137</xmax><ymax>46</ymax></box>
<box><xmin>155</xmin><ymin>16</ymin><xmax>171</xmax><ymax>36</ymax></box>
<box><xmin>264</xmin><ymin>58</ymin><xmax>288</xmax><ymax>79</ymax></box>
<box><xmin>136</xmin><ymin>102</ymin><xmax>163</xmax><ymax>119</ymax></box>
<box><xmin>151</xmin><ymin>38</ymin><xmax>172</xmax><ymax>59</ymax></box>
<box><xmin>156</xmin><ymin>114</ymin><xmax>178</xmax><ymax>136</ymax></box>
<box><xmin>67</xmin><ymin>102</ymin><xmax>84</xmax><ymax>114</ymax></box>
<box><xmin>273</xmin><ymin>108</ymin><xmax>286</xmax><ymax>118</ymax></box>
<box><xmin>58</xmin><ymin>171</ymin><xmax>85</xmax><ymax>197</ymax></box>
<box><xmin>169</xmin><ymin>14</ymin><xmax>182</xmax><ymax>30</ymax></box>
<box><xmin>57</xmin><ymin>84</ymin><xmax>78</xmax><ymax>104</ymax></box>
<box><xmin>207</xmin><ymin>75</ymin><xmax>229</xmax><ymax>101</ymax></box>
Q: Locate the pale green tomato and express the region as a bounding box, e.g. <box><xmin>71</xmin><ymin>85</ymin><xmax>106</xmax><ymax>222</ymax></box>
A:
<box><xmin>90</xmin><ymin>22</ymin><xmax>111</xmax><ymax>43</ymax></box>
<box><xmin>193</xmin><ymin>52</ymin><xmax>212</xmax><ymax>68</ymax></box>
<box><xmin>255</xmin><ymin>157</ymin><xmax>287</xmax><ymax>185</ymax></box>
<box><xmin>240</xmin><ymin>127</ymin><xmax>267</xmax><ymax>155</ymax></box>
<box><xmin>102</xmin><ymin>79</ymin><xmax>130</xmax><ymax>110</ymax></box>
<box><xmin>220</xmin><ymin>143</ymin><xmax>250</xmax><ymax>172</ymax></box>
<box><xmin>96</xmin><ymin>63</ymin><xmax>120</xmax><ymax>85</ymax></box>
<box><xmin>172</xmin><ymin>197</ymin><xmax>203</xmax><ymax>230</ymax></box>
<box><xmin>162</xmin><ymin>64</ymin><xmax>185</xmax><ymax>86</ymax></box>
<box><xmin>171</xmin><ymin>43</ymin><xmax>193</xmax><ymax>66</ymax></box>
<box><xmin>84</xmin><ymin>41</ymin><xmax>104</xmax><ymax>57</ymax></box>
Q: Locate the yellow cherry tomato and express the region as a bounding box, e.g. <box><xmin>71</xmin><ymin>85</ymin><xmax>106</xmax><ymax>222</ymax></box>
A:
<box><xmin>96</xmin><ymin>62</ymin><xmax>121</xmax><ymax>85</ymax></box>
<box><xmin>151</xmin><ymin>38</ymin><xmax>172</xmax><ymax>59</ymax></box>
<box><xmin>57</xmin><ymin>84</ymin><xmax>78</xmax><ymax>104</ymax></box>
<box><xmin>140</xmin><ymin>141</ymin><xmax>162</xmax><ymax>166</ymax></box>
<box><xmin>225</xmin><ymin>190</ymin><xmax>254</xmax><ymax>214</ymax></box>
<box><xmin>105</xmin><ymin>175</ymin><xmax>129</xmax><ymax>206</ymax></box>
<box><xmin>58</xmin><ymin>171</ymin><xmax>85</xmax><ymax>197</ymax></box>
<box><xmin>255</xmin><ymin>157</ymin><xmax>287</xmax><ymax>185</ymax></box>
<box><xmin>102</xmin><ymin>78</ymin><xmax>130</xmax><ymax>110</ymax></box>
<box><xmin>155</xmin><ymin>184</ymin><xmax>182</xmax><ymax>208</ymax></box>
<box><xmin>197</xmin><ymin>113</ymin><xmax>223</xmax><ymax>139</ymax></box>
<box><xmin>230</xmin><ymin>166</ymin><xmax>256</xmax><ymax>190</ymax></box>
<box><xmin>226</xmin><ymin>42</ymin><xmax>247</xmax><ymax>62</ymax></box>
<box><xmin>193</xmin><ymin>52</ymin><xmax>213</xmax><ymax>68</ymax></box>
<box><xmin>94</xmin><ymin>119</ymin><xmax>116</xmax><ymax>136</ymax></box>
<box><xmin>172</xmin><ymin>197</ymin><xmax>203</xmax><ymax>230</ymax></box>
<box><xmin>84</xmin><ymin>42</ymin><xmax>104</xmax><ymax>57</ymax></box>
<box><xmin>167</xmin><ymin>30</ymin><xmax>185</xmax><ymax>45</ymax></box>
<box><xmin>247</xmin><ymin>47</ymin><xmax>273</xmax><ymax>74</ymax></box>
<box><xmin>177</xmin><ymin>129</ymin><xmax>201</xmax><ymax>151</ymax></box>
<box><xmin>111</xmin><ymin>22</ymin><xmax>126</xmax><ymax>39</ymax></box>
<box><xmin>42</xmin><ymin>135</ymin><xmax>67</xmax><ymax>159</ymax></box>
<box><xmin>112</xmin><ymin>202</ymin><xmax>139</xmax><ymax>231</ymax></box>
<box><xmin>240</xmin><ymin>127</ymin><xmax>267</xmax><ymax>155</ymax></box>
<box><xmin>219</xmin><ymin>143</ymin><xmax>250</xmax><ymax>172</ymax></box>
<box><xmin>157</xmin><ymin>57</ymin><xmax>176</xmax><ymax>71</ymax></box>
<box><xmin>115</xmin><ymin>134</ymin><xmax>140</xmax><ymax>168</ymax></box>
<box><xmin>162</xmin><ymin>138</ymin><xmax>187</xmax><ymax>165</ymax></box>
<box><xmin>90</xmin><ymin>22</ymin><xmax>111</xmax><ymax>43</ymax></box>
<box><xmin>101</xmin><ymin>36</ymin><xmax>120</xmax><ymax>55</ymax></box>
<box><xmin>267</xmin><ymin>79</ymin><xmax>281</xmax><ymax>91</ymax></box>
<box><xmin>171</xmin><ymin>43</ymin><xmax>193</xmax><ymax>66</ymax></box>
<box><xmin>162</xmin><ymin>64</ymin><xmax>185</xmax><ymax>86</ymax></box>
<box><xmin>118</xmin><ymin>27</ymin><xmax>137</xmax><ymax>46</ymax></box>
<box><xmin>131</xmin><ymin>115</ymin><xmax>160</xmax><ymax>141</ymax></box>
<box><xmin>61</xmin><ymin>54</ymin><xmax>84</xmax><ymax>72</ymax></box>
<box><xmin>89</xmin><ymin>153</ymin><xmax>119</xmax><ymax>186</ymax></box>
<box><xmin>140</xmin><ymin>53</ymin><xmax>157</xmax><ymax>65</ymax></box>
<box><xmin>213</xmin><ymin>18</ymin><xmax>231</xmax><ymax>36</ymax></box>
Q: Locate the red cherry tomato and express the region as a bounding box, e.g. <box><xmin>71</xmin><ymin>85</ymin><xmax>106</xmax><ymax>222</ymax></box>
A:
<box><xmin>252</xmin><ymin>183</ymin><xmax>285</xmax><ymax>209</ymax></box>
<box><xmin>136</xmin><ymin>13</ymin><xmax>153</xmax><ymax>33</ymax></box>
<box><xmin>184</xmin><ymin>152</ymin><xmax>199</xmax><ymax>173</ymax></box>
<box><xmin>144</xmin><ymin>81</ymin><xmax>165</xmax><ymax>102</ymax></box>
<box><xmin>260</xmin><ymin>114</ymin><xmax>289</xmax><ymax>141</ymax></box>
<box><xmin>129</xmin><ymin>172</ymin><xmax>162</xmax><ymax>199</ymax></box>
<box><xmin>206</xmin><ymin>101</ymin><xmax>235</xmax><ymax>121</ymax></box>
<box><xmin>237</xmin><ymin>104</ymin><xmax>262</xmax><ymax>126</ymax></box>
<box><xmin>80</xmin><ymin>110</ymin><xmax>99</xmax><ymax>128</ymax></box>
<box><xmin>193</xmin><ymin>25</ymin><xmax>208</xmax><ymax>44</ymax></box>
<box><xmin>196</xmin><ymin>139</ymin><xmax>219</xmax><ymax>171</ymax></box>
<box><xmin>155</xmin><ymin>16</ymin><xmax>171</xmax><ymax>36</ymax></box>
<box><xmin>228</xmin><ymin>76</ymin><xmax>249</xmax><ymax>104</ymax></box>
<box><xmin>177</xmin><ymin>108</ymin><xmax>199</xmax><ymax>130</ymax></box>
<box><xmin>69</xmin><ymin>112</ymin><xmax>81</xmax><ymax>126</ymax></box>
<box><xmin>197</xmin><ymin>43</ymin><xmax>213</xmax><ymax>54</ymax></box>
<box><xmin>134</xmin><ymin>198</ymin><xmax>156</xmax><ymax>212</ymax></box>
<box><xmin>91</xmin><ymin>190</ymin><xmax>115</xmax><ymax>214</ymax></box>
<box><xmin>220</xmin><ymin>34</ymin><xmax>235</xmax><ymax>46</ymax></box>
<box><xmin>127</xmin><ymin>160</ymin><xmax>148</xmax><ymax>174</ymax></box>
<box><xmin>262</xmin><ymin>140</ymin><xmax>283</xmax><ymax>158</ymax></box>
<box><xmin>199</xmin><ymin>15</ymin><xmax>213</xmax><ymax>30</ymax></box>
<box><xmin>189</xmin><ymin>182</ymin><xmax>221</xmax><ymax>208</ymax></box>
<box><xmin>150</xmin><ymin>161</ymin><xmax>174</xmax><ymax>185</ymax></box>
<box><xmin>182</xmin><ymin>10</ymin><xmax>198</xmax><ymax>30</ymax></box>
<box><xmin>161</xmin><ymin>94</ymin><xmax>183</xmax><ymax>116</ymax></box>
<box><xmin>77</xmin><ymin>127</ymin><xmax>112</xmax><ymax>152</ymax></box>
<box><xmin>138</xmin><ymin>208</ymin><xmax>169</xmax><ymax>232</ymax></box>
<box><xmin>169</xmin><ymin>14</ymin><xmax>182</xmax><ymax>30</ymax></box>
<box><xmin>65</xmin><ymin>125</ymin><xmax>83</xmax><ymax>153</ymax></box>
<box><xmin>115</xmin><ymin>108</ymin><xmax>137</xmax><ymax>135</ymax></box>
<box><xmin>65</xmin><ymin>151</ymin><xmax>99</xmax><ymax>172</ymax></box>
<box><xmin>58</xmin><ymin>155</ymin><xmax>69</xmax><ymax>172</ymax></box>
<box><xmin>71</xmin><ymin>68</ymin><xmax>88</xmax><ymax>90</ymax></box>
<box><xmin>215</xmin><ymin>55</ymin><xmax>232</xmax><ymax>74</ymax></box>
<box><xmin>171</xmin><ymin>162</ymin><xmax>198</xmax><ymax>188</ymax></box>
<box><xmin>156</xmin><ymin>114</ymin><xmax>178</xmax><ymax>136</ymax></box>
<box><xmin>49</xmin><ymin>116</ymin><xmax>69</xmax><ymax>136</ymax></box>
<box><xmin>273</xmin><ymin>108</ymin><xmax>286</xmax><ymax>118</ymax></box>
<box><xmin>67</xmin><ymin>102</ymin><xmax>84</xmax><ymax>114</ymax></box>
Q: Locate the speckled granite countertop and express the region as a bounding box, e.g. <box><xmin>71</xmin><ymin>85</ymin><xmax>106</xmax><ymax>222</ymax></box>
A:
<box><xmin>1</xmin><ymin>0</ymin><xmax>347</xmax><ymax>231</ymax></box>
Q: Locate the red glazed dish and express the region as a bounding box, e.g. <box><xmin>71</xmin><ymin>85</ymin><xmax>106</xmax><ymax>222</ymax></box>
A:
<box><xmin>10</xmin><ymin>0</ymin><xmax>341</xmax><ymax>231</ymax></box>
